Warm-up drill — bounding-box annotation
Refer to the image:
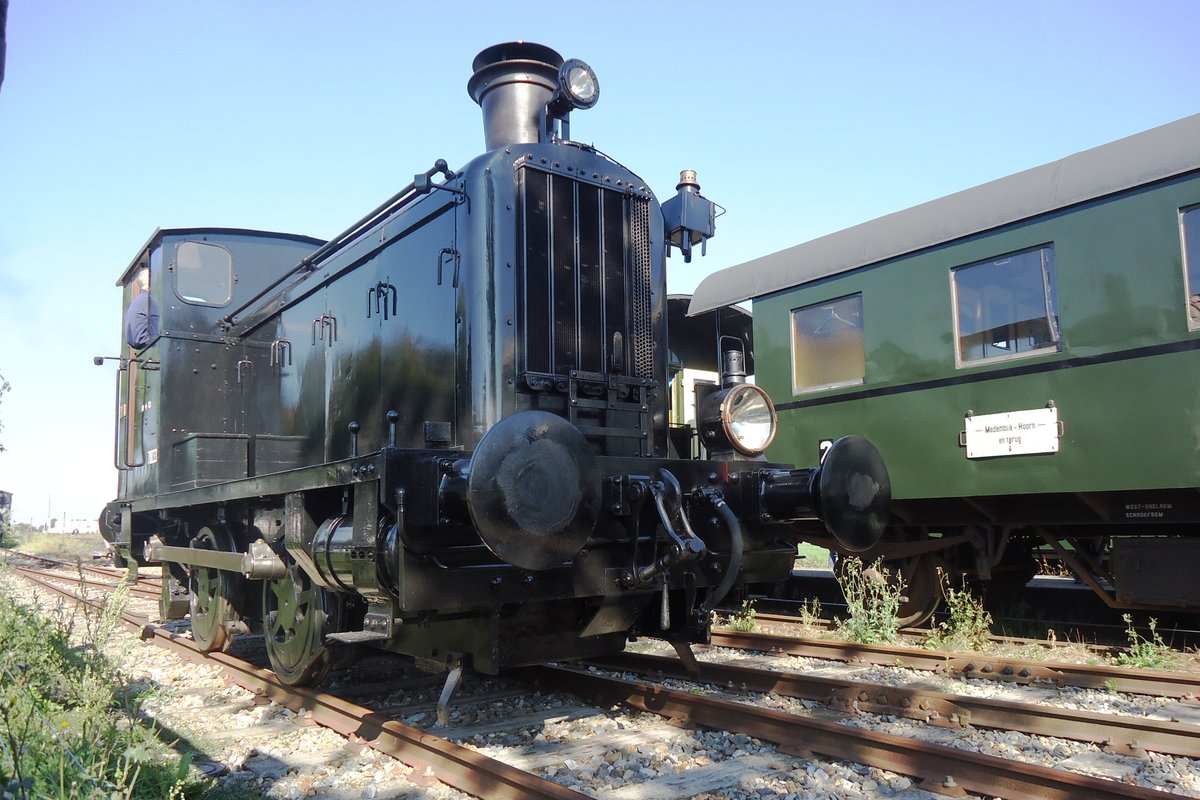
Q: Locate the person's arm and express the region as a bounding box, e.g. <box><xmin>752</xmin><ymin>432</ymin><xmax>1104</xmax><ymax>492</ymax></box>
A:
<box><xmin>125</xmin><ymin>294</ymin><xmax>151</xmax><ymax>349</ymax></box>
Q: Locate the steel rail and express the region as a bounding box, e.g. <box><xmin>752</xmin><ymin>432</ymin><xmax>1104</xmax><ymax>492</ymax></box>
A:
<box><xmin>4</xmin><ymin>551</ymin><xmax>159</xmax><ymax>587</ymax></box>
<box><xmin>592</xmin><ymin>651</ymin><xmax>1200</xmax><ymax>759</ymax></box>
<box><xmin>141</xmin><ymin>627</ymin><xmax>591</xmax><ymax>800</ymax></box>
<box><xmin>11</xmin><ymin>566</ymin><xmax>160</xmax><ymax>602</ymax></box>
<box><xmin>13</xmin><ymin>569</ymin><xmax>153</xmax><ymax>626</ymax></box>
<box><xmin>525</xmin><ymin>663</ymin><xmax>1172</xmax><ymax>800</ymax></box>
<box><xmin>712</xmin><ymin>629</ymin><xmax>1200</xmax><ymax>699</ymax></box>
<box><xmin>743</xmin><ymin>610</ymin><xmax>1120</xmax><ymax>656</ymax></box>
<box><xmin>11</xmin><ymin>568</ymin><xmax>588</xmax><ymax>800</ymax></box>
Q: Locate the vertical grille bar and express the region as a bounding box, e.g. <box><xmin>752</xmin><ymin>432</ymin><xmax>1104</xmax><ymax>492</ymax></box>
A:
<box><xmin>602</xmin><ymin>189</ymin><xmax>627</xmax><ymax>374</ymax></box>
<box><xmin>521</xmin><ymin>171</ymin><xmax>552</xmax><ymax>375</ymax></box>
<box><xmin>630</xmin><ymin>197</ymin><xmax>653</xmax><ymax>379</ymax></box>
<box><xmin>550</xmin><ymin>175</ymin><xmax>578</xmax><ymax>374</ymax></box>
<box><xmin>577</xmin><ymin>185</ymin><xmax>604</xmax><ymax>374</ymax></box>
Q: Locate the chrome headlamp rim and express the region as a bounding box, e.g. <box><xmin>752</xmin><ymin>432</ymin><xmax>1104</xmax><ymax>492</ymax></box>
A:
<box><xmin>557</xmin><ymin>58</ymin><xmax>599</xmax><ymax>109</ymax></box>
<box><xmin>719</xmin><ymin>383</ymin><xmax>777</xmax><ymax>456</ymax></box>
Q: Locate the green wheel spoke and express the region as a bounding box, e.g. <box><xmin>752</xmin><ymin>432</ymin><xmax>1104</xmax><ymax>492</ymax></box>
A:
<box><xmin>188</xmin><ymin>527</ymin><xmax>238</xmax><ymax>653</ymax></box>
<box><xmin>263</xmin><ymin>563</ymin><xmax>334</xmax><ymax>685</ymax></box>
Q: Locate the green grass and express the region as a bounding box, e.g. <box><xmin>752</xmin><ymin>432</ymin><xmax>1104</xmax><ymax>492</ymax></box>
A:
<box><xmin>15</xmin><ymin>532</ymin><xmax>109</xmax><ymax>561</ymax></box>
<box><xmin>795</xmin><ymin>542</ymin><xmax>831</xmax><ymax>568</ymax></box>
<box><xmin>728</xmin><ymin>599</ymin><xmax>758</xmax><ymax>632</ymax></box>
<box><xmin>0</xmin><ymin>566</ymin><xmax>209</xmax><ymax>799</ymax></box>
<box><xmin>1110</xmin><ymin>614</ymin><xmax>1179</xmax><ymax>671</ymax></box>
<box><xmin>924</xmin><ymin>574</ymin><xmax>992</xmax><ymax>652</ymax></box>
<box><xmin>832</xmin><ymin>557</ymin><xmax>903</xmax><ymax>644</ymax></box>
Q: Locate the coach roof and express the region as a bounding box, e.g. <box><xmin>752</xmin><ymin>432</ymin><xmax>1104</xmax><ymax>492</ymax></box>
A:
<box><xmin>689</xmin><ymin>113</ymin><xmax>1200</xmax><ymax>315</ymax></box>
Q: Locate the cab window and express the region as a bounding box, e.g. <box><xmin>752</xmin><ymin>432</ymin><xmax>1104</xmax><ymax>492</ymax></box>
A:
<box><xmin>791</xmin><ymin>293</ymin><xmax>865</xmax><ymax>394</ymax></box>
<box><xmin>1182</xmin><ymin>206</ymin><xmax>1200</xmax><ymax>329</ymax></box>
<box><xmin>952</xmin><ymin>245</ymin><xmax>1059</xmax><ymax>365</ymax></box>
<box><xmin>175</xmin><ymin>241</ymin><xmax>233</xmax><ymax>305</ymax></box>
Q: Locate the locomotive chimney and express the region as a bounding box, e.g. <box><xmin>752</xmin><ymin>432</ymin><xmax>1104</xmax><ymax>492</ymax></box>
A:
<box><xmin>468</xmin><ymin>42</ymin><xmax>563</xmax><ymax>151</ymax></box>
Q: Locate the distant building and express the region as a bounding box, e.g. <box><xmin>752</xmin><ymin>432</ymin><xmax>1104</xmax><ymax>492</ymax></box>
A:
<box><xmin>46</xmin><ymin>516</ymin><xmax>100</xmax><ymax>535</ymax></box>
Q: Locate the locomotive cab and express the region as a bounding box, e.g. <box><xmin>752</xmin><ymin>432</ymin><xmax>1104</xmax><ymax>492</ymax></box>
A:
<box><xmin>104</xmin><ymin>229</ymin><xmax>324</xmax><ymax>516</ymax></box>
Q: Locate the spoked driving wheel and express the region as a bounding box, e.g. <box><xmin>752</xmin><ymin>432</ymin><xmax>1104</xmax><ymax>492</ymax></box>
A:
<box><xmin>189</xmin><ymin>526</ymin><xmax>238</xmax><ymax>653</ymax></box>
<box><xmin>263</xmin><ymin>559</ymin><xmax>335</xmax><ymax>685</ymax></box>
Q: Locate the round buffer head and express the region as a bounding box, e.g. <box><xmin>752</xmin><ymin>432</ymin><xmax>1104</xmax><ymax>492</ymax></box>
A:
<box><xmin>818</xmin><ymin>435</ymin><xmax>892</xmax><ymax>552</ymax></box>
<box><xmin>467</xmin><ymin>410</ymin><xmax>601</xmax><ymax>570</ymax></box>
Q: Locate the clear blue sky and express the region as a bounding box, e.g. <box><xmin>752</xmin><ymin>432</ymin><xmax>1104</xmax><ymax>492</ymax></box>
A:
<box><xmin>0</xmin><ymin>1</ymin><xmax>1196</xmax><ymax>527</ymax></box>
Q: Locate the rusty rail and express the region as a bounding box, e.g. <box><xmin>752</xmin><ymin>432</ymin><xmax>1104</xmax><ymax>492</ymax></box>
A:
<box><xmin>526</xmin><ymin>663</ymin><xmax>1172</xmax><ymax>800</ymax></box>
<box><xmin>592</xmin><ymin>651</ymin><xmax>1200</xmax><ymax>759</ymax></box>
<box><xmin>713</xmin><ymin>629</ymin><xmax>1200</xmax><ymax>698</ymax></box>
<box><xmin>11</xmin><ymin>565</ymin><xmax>160</xmax><ymax>602</ymax></box>
<box><xmin>743</xmin><ymin>610</ymin><xmax>1120</xmax><ymax>656</ymax></box>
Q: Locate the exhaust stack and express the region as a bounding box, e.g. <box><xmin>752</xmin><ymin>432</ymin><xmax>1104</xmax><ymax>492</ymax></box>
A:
<box><xmin>468</xmin><ymin>42</ymin><xmax>562</xmax><ymax>151</ymax></box>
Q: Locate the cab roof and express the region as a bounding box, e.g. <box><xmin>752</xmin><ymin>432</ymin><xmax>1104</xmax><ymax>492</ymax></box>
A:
<box><xmin>117</xmin><ymin>227</ymin><xmax>325</xmax><ymax>286</ymax></box>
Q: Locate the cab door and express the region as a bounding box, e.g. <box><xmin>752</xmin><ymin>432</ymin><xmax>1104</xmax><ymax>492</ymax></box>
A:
<box><xmin>116</xmin><ymin>275</ymin><xmax>162</xmax><ymax>500</ymax></box>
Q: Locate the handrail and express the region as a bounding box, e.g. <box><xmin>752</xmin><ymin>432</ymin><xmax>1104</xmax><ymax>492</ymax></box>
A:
<box><xmin>222</xmin><ymin>159</ymin><xmax>458</xmax><ymax>328</ymax></box>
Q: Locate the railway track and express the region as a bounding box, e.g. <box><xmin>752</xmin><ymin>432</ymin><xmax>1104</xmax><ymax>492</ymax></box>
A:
<box><xmin>9</xmin><ymin>564</ymin><xmax>161</xmax><ymax>603</ymax></box>
<box><xmin>586</xmin><ymin>650</ymin><xmax>1200</xmax><ymax>759</ymax></box>
<box><xmin>710</xmin><ymin>628</ymin><xmax>1200</xmax><ymax>699</ymax></box>
<box><xmin>11</xmin><ymin>565</ymin><xmax>587</xmax><ymax>800</ymax></box>
<box><xmin>529</xmin><ymin>662</ymin><xmax>1172</xmax><ymax>800</ymax></box>
<box><xmin>754</xmin><ymin>572</ymin><xmax>1200</xmax><ymax>648</ymax></box>
<box><xmin>4</xmin><ymin>558</ymin><xmax>1198</xmax><ymax>798</ymax></box>
<box><xmin>739</xmin><ymin>608</ymin><xmax>1123</xmax><ymax>658</ymax></box>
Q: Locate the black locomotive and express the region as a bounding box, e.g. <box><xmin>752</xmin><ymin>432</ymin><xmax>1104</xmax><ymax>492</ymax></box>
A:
<box><xmin>98</xmin><ymin>43</ymin><xmax>889</xmax><ymax>711</ymax></box>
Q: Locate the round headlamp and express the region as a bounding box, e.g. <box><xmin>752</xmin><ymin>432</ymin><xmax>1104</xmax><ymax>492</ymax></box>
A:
<box><xmin>557</xmin><ymin>58</ymin><xmax>599</xmax><ymax>109</ymax></box>
<box><xmin>699</xmin><ymin>383</ymin><xmax>778</xmax><ymax>457</ymax></box>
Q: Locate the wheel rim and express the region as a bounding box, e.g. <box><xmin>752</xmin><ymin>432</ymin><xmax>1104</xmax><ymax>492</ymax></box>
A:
<box><xmin>895</xmin><ymin>554</ymin><xmax>942</xmax><ymax>627</ymax></box>
<box><xmin>188</xmin><ymin>527</ymin><xmax>235</xmax><ymax>652</ymax></box>
<box><xmin>189</xmin><ymin>565</ymin><xmax>228</xmax><ymax>651</ymax></box>
<box><xmin>833</xmin><ymin>552</ymin><xmax>944</xmax><ymax>628</ymax></box>
<box><xmin>263</xmin><ymin>562</ymin><xmax>331</xmax><ymax>685</ymax></box>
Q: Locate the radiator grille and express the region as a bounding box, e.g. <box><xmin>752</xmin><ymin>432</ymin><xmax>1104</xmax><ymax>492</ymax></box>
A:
<box><xmin>630</xmin><ymin>197</ymin><xmax>653</xmax><ymax>378</ymax></box>
<box><xmin>519</xmin><ymin>167</ymin><xmax>652</xmax><ymax>382</ymax></box>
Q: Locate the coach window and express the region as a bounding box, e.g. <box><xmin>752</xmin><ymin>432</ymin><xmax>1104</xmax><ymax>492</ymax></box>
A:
<box><xmin>1182</xmin><ymin>206</ymin><xmax>1200</xmax><ymax>329</ymax></box>
<box><xmin>952</xmin><ymin>245</ymin><xmax>1059</xmax><ymax>366</ymax></box>
<box><xmin>175</xmin><ymin>241</ymin><xmax>233</xmax><ymax>305</ymax></box>
<box><xmin>791</xmin><ymin>293</ymin><xmax>865</xmax><ymax>394</ymax></box>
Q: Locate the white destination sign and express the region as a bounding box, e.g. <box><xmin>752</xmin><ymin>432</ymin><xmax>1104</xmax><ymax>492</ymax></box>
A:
<box><xmin>963</xmin><ymin>407</ymin><xmax>1060</xmax><ymax>459</ymax></box>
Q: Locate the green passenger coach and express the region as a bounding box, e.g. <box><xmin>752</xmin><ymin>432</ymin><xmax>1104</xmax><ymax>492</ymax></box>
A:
<box><xmin>691</xmin><ymin>113</ymin><xmax>1200</xmax><ymax>623</ymax></box>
